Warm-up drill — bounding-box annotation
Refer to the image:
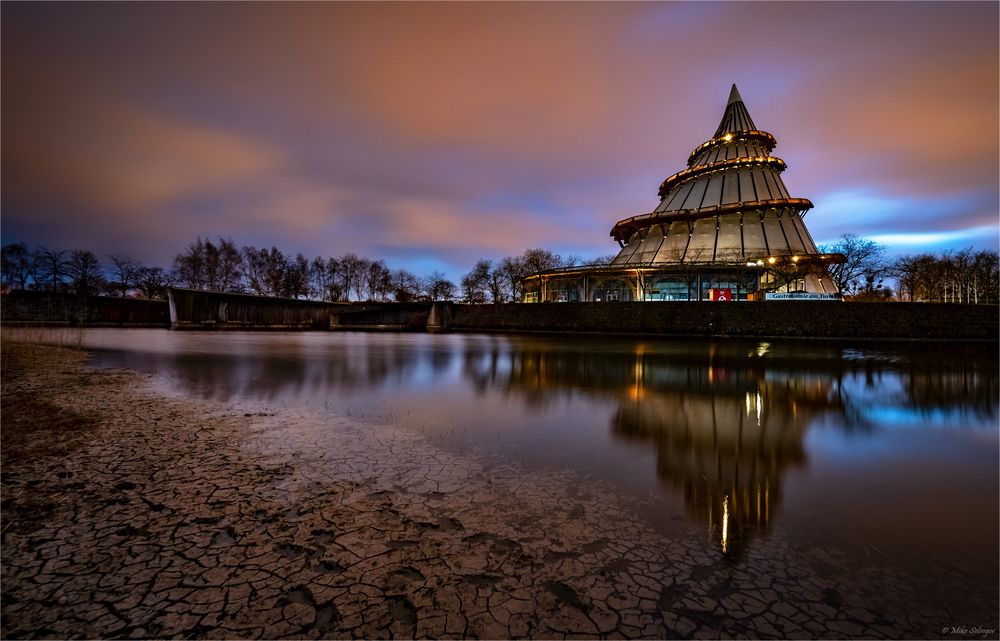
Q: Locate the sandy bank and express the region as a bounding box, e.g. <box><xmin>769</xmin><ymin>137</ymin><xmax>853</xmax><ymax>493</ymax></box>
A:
<box><xmin>1</xmin><ymin>345</ymin><xmax>994</xmax><ymax>639</ymax></box>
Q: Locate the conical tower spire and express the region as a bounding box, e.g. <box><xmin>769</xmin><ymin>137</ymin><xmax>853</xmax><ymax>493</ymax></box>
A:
<box><xmin>727</xmin><ymin>83</ymin><xmax>743</xmax><ymax>106</ymax></box>
<box><xmin>714</xmin><ymin>84</ymin><xmax>756</xmax><ymax>137</ymax></box>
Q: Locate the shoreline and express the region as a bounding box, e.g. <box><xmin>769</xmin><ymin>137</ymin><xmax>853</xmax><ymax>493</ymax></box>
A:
<box><xmin>2</xmin><ymin>345</ymin><xmax>996</xmax><ymax>639</ymax></box>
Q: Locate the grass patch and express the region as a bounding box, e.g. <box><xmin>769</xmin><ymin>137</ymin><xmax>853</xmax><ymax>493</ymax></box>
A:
<box><xmin>1</xmin><ymin>327</ymin><xmax>83</xmax><ymax>380</ymax></box>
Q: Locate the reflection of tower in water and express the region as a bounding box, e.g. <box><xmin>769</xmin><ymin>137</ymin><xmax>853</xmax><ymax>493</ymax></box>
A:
<box><xmin>613</xmin><ymin>356</ymin><xmax>835</xmax><ymax>557</ymax></box>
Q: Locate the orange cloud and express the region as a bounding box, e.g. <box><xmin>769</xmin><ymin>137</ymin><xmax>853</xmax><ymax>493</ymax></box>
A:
<box><xmin>5</xmin><ymin>101</ymin><xmax>283</xmax><ymax>217</ymax></box>
<box><xmin>374</xmin><ymin>196</ymin><xmax>569</xmax><ymax>256</ymax></box>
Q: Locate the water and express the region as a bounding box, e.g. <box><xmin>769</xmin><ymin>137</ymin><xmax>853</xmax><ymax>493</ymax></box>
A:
<box><xmin>71</xmin><ymin>329</ymin><xmax>996</xmax><ymax>581</ymax></box>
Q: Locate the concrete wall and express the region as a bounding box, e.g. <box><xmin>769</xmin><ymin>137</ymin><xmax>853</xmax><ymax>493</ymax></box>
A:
<box><xmin>168</xmin><ymin>288</ymin><xmax>346</xmax><ymax>329</ymax></box>
<box><xmin>447</xmin><ymin>301</ymin><xmax>999</xmax><ymax>341</ymax></box>
<box><xmin>1</xmin><ymin>290</ymin><xmax>169</xmax><ymax>327</ymax></box>
<box><xmin>333</xmin><ymin>302</ymin><xmax>434</xmax><ymax>330</ymax></box>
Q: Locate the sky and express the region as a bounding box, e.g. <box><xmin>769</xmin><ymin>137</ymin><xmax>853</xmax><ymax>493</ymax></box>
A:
<box><xmin>2</xmin><ymin>2</ymin><xmax>998</xmax><ymax>282</ymax></box>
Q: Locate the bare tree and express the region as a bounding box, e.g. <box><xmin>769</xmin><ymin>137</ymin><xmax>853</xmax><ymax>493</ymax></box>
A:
<box><xmin>461</xmin><ymin>248</ymin><xmax>576</xmax><ymax>303</ymax></box>
<box><xmin>423</xmin><ymin>272</ymin><xmax>456</xmax><ymax>301</ymax></box>
<box><xmin>335</xmin><ymin>254</ymin><xmax>365</xmax><ymax>301</ymax></box>
<box><xmin>216</xmin><ymin>239</ymin><xmax>243</xmax><ymax>293</ymax></box>
<box><xmin>497</xmin><ymin>256</ymin><xmax>526</xmax><ymax>302</ymax></box>
<box><xmin>820</xmin><ymin>234</ymin><xmax>887</xmax><ymax>296</ymax></box>
<box><xmin>589</xmin><ymin>254</ymin><xmax>619</xmax><ymax>266</ymax></box>
<box><xmin>1</xmin><ymin>242</ymin><xmax>37</xmax><ymax>290</ymax></box>
<box><xmin>892</xmin><ymin>254</ymin><xmax>921</xmax><ymax>301</ymax></box>
<box><xmin>893</xmin><ymin>249</ymin><xmax>998</xmax><ymax>303</ymax></box>
<box><xmin>389</xmin><ymin>269</ymin><xmax>420</xmax><ymax>302</ymax></box>
<box><xmin>461</xmin><ymin>260</ymin><xmax>491</xmax><ymax>304</ymax></box>
<box><xmin>284</xmin><ymin>253</ymin><xmax>310</xmax><ymax>299</ymax></box>
<box><xmin>134</xmin><ymin>266</ymin><xmax>173</xmax><ymax>299</ymax></box>
<box><xmin>202</xmin><ymin>240</ymin><xmax>220</xmax><ymax>290</ymax></box>
<box><xmin>324</xmin><ymin>257</ymin><xmax>348</xmax><ymax>302</ymax></box>
<box><xmin>485</xmin><ymin>263</ymin><xmax>508</xmax><ymax>303</ymax></box>
<box><xmin>895</xmin><ymin>253</ymin><xmax>947</xmax><ymax>302</ymax></box>
<box><xmin>971</xmin><ymin>250</ymin><xmax>999</xmax><ymax>304</ymax></box>
<box><xmin>362</xmin><ymin>259</ymin><xmax>391</xmax><ymax>301</ymax></box>
<box><xmin>308</xmin><ymin>257</ymin><xmax>330</xmax><ymax>301</ymax></box>
<box><xmin>240</xmin><ymin>246</ymin><xmax>288</xmax><ymax>297</ymax></box>
<box><xmin>36</xmin><ymin>246</ymin><xmax>69</xmax><ymax>292</ymax></box>
<box><xmin>67</xmin><ymin>250</ymin><xmax>104</xmax><ymax>296</ymax></box>
<box><xmin>172</xmin><ymin>240</ymin><xmax>206</xmax><ymax>290</ymax></box>
<box><xmin>521</xmin><ymin>248</ymin><xmax>562</xmax><ymax>274</ymax></box>
<box><xmin>241</xmin><ymin>246</ymin><xmax>272</xmax><ymax>296</ymax></box>
<box><xmin>107</xmin><ymin>253</ymin><xmax>139</xmax><ymax>297</ymax></box>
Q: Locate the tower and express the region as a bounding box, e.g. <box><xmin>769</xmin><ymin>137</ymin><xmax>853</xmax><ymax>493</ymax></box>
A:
<box><xmin>520</xmin><ymin>85</ymin><xmax>842</xmax><ymax>302</ymax></box>
<box><xmin>609</xmin><ymin>84</ymin><xmax>838</xmax><ymax>297</ymax></box>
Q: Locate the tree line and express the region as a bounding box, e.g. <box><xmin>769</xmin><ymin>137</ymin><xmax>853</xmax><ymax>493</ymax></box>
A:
<box><xmin>821</xmin><ymin>234</ymin><xmax>999</xmax><ymax>303</ymax></box>
<box><xmin>458</xmin><ymin>249</ymin><xmax>616</xmax><ymax>303</ymax></box>
<box><xmin>3</xmin><ymin>235</ymin><xmax>996</xmax><ymax>304</ymax></box>
<box><xmin>0</xmin><ymin>239</ymin><xmax>458</xmax><ymax>302</ymax></box>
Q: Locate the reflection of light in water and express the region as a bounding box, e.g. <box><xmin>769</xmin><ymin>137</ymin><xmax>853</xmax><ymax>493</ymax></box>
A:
<box><xmin>721</xmin><ymin>495</ymin><xmax>729</xmax><ymax>554</ymax></box>
<box><xmin>630</xmin><ymin>358</ymin><xmax>645</xmax><ymax>400</ymax></box>
<box><xmin>744</xmin><ymin>391</ymin><xmax>764</xmax><ymax>427</ymax></box>
<box><xmin>863</xmin><ymin>405</ymin><xmax>999</xmax><ymax>428</ymax></box>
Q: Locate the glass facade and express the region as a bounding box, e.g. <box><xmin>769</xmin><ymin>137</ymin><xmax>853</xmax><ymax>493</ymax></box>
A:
<box><xmin>593</xmin><ymin>279</ymin><xmax>632</xmax><ymax>302</ymax></box>
<box><xmin>643</xmin><ymin>276</ymin><xmax>696</xmax><ymax>301</ymax></box>
<box><xmin>544</xmin><ymin>278</ymin><xmax>583</xmax><ymax>302</ymax></box>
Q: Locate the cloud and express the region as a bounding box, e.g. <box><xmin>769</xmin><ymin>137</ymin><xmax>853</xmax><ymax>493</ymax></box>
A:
<box><xmin>1</xmin><ymin>2</ymin><xmax>996</xmax><ymax>283</ymax></box>
<box><xmin>868</xmin><ymin>226</ymin><xmax>999</xmax><ymax>253</ymax></box>
<box><xmin>2</xmin><ymin>82</ymin><xmax>285</xmax><ymax>221</ymax></box>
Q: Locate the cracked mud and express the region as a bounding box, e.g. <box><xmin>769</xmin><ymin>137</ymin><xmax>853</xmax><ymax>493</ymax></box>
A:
<box><xmin>2</xmin><ymin>346</ymin><xmax>995</xmax><ymax>639</ymax></box>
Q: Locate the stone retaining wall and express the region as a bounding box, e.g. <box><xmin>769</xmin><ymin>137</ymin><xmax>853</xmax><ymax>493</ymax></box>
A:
<box><xmin>1</xmin><ymin>290</ymin><xmax>169</xmax><ymax>327</ymax></box>
<box><xmin>168</xmin><ymin>288</ymin><xmax>346</xmax><ymax>329</ymax></box>
<box><xmin>447</xmin><ymin>301</ymin><xmax>999</xmax><ymax>341</ymax></box>
<box><xmin>7</xmin><ymin>290</ymin><xmax>995</xmax><ymax>340</ymax></box>
<box><xmin>333</xmin><ymin>302</ymin><xmax>433</xmax><ymax>330</ymax></box>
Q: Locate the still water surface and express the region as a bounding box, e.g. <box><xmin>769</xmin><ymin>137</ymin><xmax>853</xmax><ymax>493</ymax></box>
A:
<box><xmin>78</xmin><ymin>329</ymin><xmax>997</xmax><ymax>577</ymax></box>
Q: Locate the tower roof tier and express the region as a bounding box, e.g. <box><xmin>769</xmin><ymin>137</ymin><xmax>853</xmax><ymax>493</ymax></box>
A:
<box><xmin>686</xmin><ymin>130</ymin><xmax>776</xmax><ymax>166</ymax></box>
<box><xmin>657</xmin><ymin>155</ymin><xmax>788</xmax><ymax>200</ymax></box>
<box><xmin>610</xmin><ymin>198</ymin><xmax>814</xmax><ymax>245</ymax></box>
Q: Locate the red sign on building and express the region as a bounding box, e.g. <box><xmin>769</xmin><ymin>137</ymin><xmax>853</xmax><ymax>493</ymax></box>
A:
<box><xmin>709</xmin><ymin>288</ymin><xmax>732</xmax><ymax>302</ymax></box>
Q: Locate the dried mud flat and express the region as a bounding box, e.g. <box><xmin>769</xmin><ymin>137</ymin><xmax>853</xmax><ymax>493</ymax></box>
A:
<box><xmin>2</xmin><ymin>345</ymin><xmax>996</xmax><ymax>640</ymax></box>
